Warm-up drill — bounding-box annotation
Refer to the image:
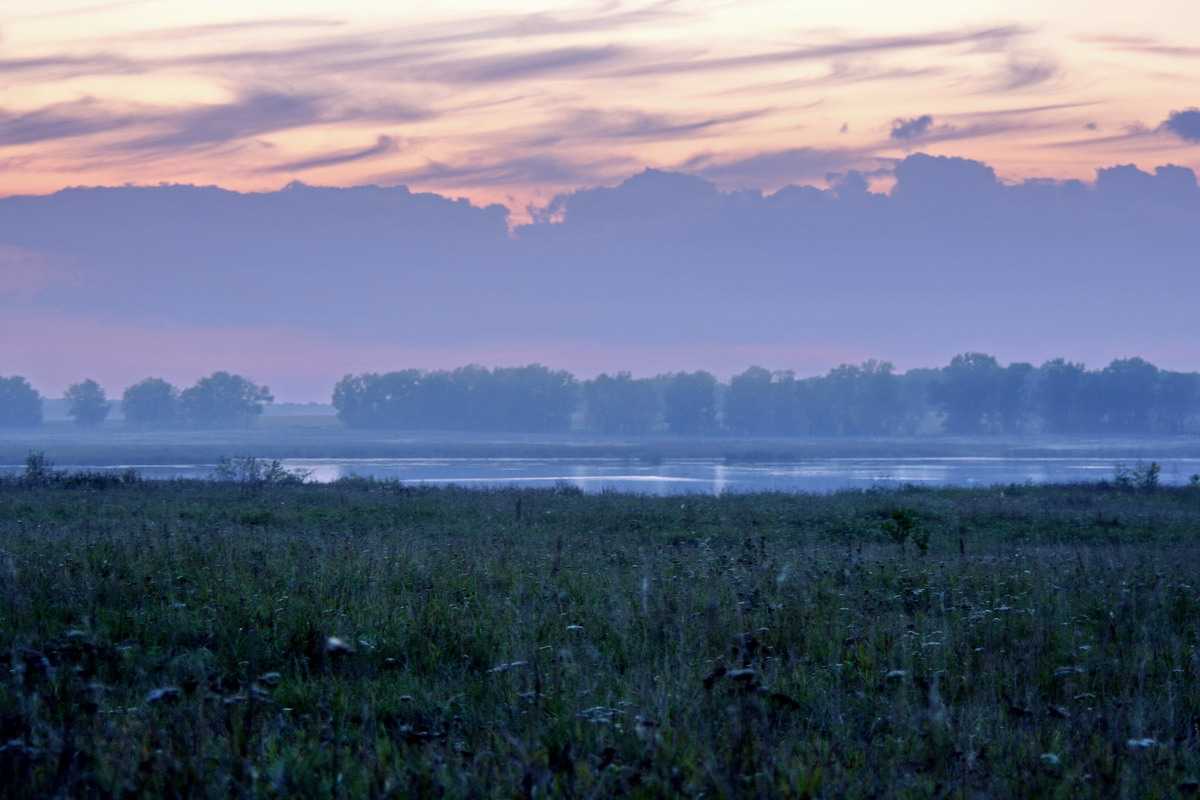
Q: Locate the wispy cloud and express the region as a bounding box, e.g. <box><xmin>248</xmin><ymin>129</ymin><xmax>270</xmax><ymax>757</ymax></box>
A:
<box><xmin>606</xmin><ymin>26</ymin><xmax>1028</xmax><ymax>78</ymax></box>
<box><xmin>0</xmin><ymin>53</ymin><xmax>144</xmax><ymax>79</ymax></box>
<box><xmin>136</xmin><ymin>17</ymin><xmax>348</xmax><ymax>41</ymax></box>
<box><xmin>379</xmin><ymin>151</ymin><xmax>638</xmax><ymax>189</ymax></box>
<box><xmin>1079</xmin><ymin>34</ymin><xmax>1200</xmax><ymax>58</ymax></box>
<box><xmin>437</xmin><ymin>45</ymin><xmax>630</xmax><ymax>83</ymax></box>
<box><xmin>524</xmin><ymin>107</ymin><xmax>768</xmax><ymax>147</ymax></box>
<box><xmin>260</xmin><ymin>135</ymin><xmax>400</xmax><ymax>173</ymax></box>
<box><xmin>992</xmin><ymin>54</ymin><xmax>1061</xmax><ymax>91</ymax></box>
<box><xmin>0</xmin><ymin>98</ymin><xmax>143</xmax><ymax>145</ymax></box>
<box><xmin>120</xmin><ymin>90</ymin><xmax>333</xmax><ymax>151</ymax></box>
<box><xmin>678</xmin><ymin>146</ymin><xmax>865</xmax><ymax>187</ymax></box>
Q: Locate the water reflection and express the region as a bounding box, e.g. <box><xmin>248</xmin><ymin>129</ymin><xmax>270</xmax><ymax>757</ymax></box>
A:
<box><xmin>275</xmin><ymin>456</ymin><xmax>1200</xmax><ymax>495</ymax></box>
<box><xmin>6</xmin><ymin>456</ymin><xmax>1198</xmax><ymax>495</ymax></box>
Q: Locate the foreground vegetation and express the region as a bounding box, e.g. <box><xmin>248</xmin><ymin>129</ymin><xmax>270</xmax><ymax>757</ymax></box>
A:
<box><xmin>2</xmin><ymin>468</ymin><xmax>1200</xmax><ymax>797</ymax></box>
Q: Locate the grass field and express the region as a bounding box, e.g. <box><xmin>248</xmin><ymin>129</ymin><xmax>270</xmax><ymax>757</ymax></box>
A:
<box><xmin>2</xmin><ymin>466</ymin><xmax>1199</xmax><ymax>797</ymax></box>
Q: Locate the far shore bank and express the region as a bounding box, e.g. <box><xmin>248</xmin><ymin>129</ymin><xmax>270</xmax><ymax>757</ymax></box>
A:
<box><xmin>2</xmin><ymin>422</ymin><xmax>1198</xmax><ymax>466</ymax></box>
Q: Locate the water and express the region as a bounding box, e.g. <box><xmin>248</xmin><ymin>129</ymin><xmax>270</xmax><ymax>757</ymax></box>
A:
<box><xmin>12</xmin><ymin>456</ymin><xmax>1200</xmax><ymax>495</ymax></box>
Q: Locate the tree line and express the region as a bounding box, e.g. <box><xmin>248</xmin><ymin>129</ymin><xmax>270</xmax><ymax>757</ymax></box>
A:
<box><xmin>331</xmin><ymin>355</ymin><xmax>1200</xmax><ymax>436</ymax></box>
<box><xmin>2</xmin><ymin>354</ymin><xmax>1198</xmax><ymax>435</ymax></box>
<box><xmin>0</xmin><ymin>372</ymin><xmax>272</xmax><ymax>429</ymax></box>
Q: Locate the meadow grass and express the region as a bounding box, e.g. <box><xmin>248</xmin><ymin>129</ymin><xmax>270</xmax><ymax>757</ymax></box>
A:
<box><xmin>2</xmin><ymin>473</ymin><xmax>1199</xmax><ymax>798</ymax></box>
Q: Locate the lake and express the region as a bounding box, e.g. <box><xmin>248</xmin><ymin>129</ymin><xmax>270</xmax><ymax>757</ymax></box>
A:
<box><xmin>13</xmin><ymin>455</ymin><xmax>1200</xmax><ymax>494</ymax></box>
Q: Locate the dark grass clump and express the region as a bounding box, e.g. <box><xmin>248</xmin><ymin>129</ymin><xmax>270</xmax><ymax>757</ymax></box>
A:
<box><xmin>2</xmin><ymin>476</ymin><xmax>1200</xmax><ymax>797</ymax></box>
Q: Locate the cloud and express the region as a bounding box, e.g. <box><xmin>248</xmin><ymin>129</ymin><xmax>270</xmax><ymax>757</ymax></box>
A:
<box><xmin>438</xmin><ymin>45</ymin><xmax>629</xmax><ymax>83</ymax></box>
<box><xmin>0</xmin><ymin>53</ymin><xmax>144</xmax><ymax>80</ymax></box>
<box><xmin>1079</xmin><ymin>35</ymin><xmax>1200</xmax><ymax>58</ymax></box>
<box><xmin>0</xmin><ymin>245</ymin><xmax>84</xmax><ymax>300</ymax></box>
<box><xmin>378</xmin><ymin>2</ymin><xmax>687</xmax><ymax>49</ymax></box>
<box><xmin>890</xmin><ymin>115</ymin><xmax>934</xmax><ymax>140</ymax></box>
<box><xmin>260</xmin><ymin>135</ymin><xmax>400</xmax><ymax>173</ymax></box>
<box><xmin>378</xmin><ymin>151</ymin><xmax>637</xmax><ymax>189</ymax></box>
<box><xmin>121</xmin><ymin>90</ymin><xmax>331</xmax><ymax>151</ymax></box>
<box><xmin>677</xmin><ymin>147</ymin><xmax>865</xmax><ymax>187</ymax></box>
<box><xmin>1161</xmin><ymin>108</ymin><xmax>1200</xmax><ymax>143</ymax></box>
<box><xmin>0</xmin><ymin>98</ymin><xmax>144</xmax><ymax>146</ymax></box>
<box><xmin>3</xmin><ymin>154</ymin><xmax>1200</xmax><ymax>400</ymax></box>
<box><xmin>607</xmin><ymin>25</ymin><xmax>1028</xmax><ymax>78</ymax></box>
<box><xmin>524</xmin><ymin>108</ymin><xmax>768</xmax><ymax>147</ymax></box>
<box><xmin>137</xmin><ymin>17</ymin><xmax>347</xmax><ymax>41</ymax></box>
<box><xmin>992</xmin><ymin>54</ymin><xmax>1061</xmax><ymax>91</ymax></box>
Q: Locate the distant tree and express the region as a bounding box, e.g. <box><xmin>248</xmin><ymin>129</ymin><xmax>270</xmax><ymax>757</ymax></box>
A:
<box><xmin>1034</xmin><ymin>359</ymin><xmax>1087</xmax><ymax>434</ymax></box>
<box><xmin>994</xmin><ymin>362</ymin><xmax>1034</xmax><ymax>433</ymax></box>
<box><xmin>813</xmin><ymin>360</ymin><xmax>902</xmax><ymax>435</ymax></box>
<box><xmin>333</xmin><ymin>371</ymin><xmax>422</xmax><ymax>428</ymax></box>
<box><xmin>488</xmin><ymin>365</ymin><xmax>577</xmax><ymax>432</ymax></box>
<box><xmin>180</xmin><ymin>372</ymin><xmax>272</xmax><ymax>428</ymax></box>
<box><xmin>1155</xmin><ymin>371</ymin><xmax>1200</xmax><ymax>433</ymax></box>
<box><xmin>64</xmin><ymin>379</ymin><xmax>110</xmax><ymax>427</ymax></box>
<box><xmin>930</xmin><ymin>353</ymin><xmax>1002</xmax><ymax>434</ymax></box>
<box><xmin>584</xmin><ymin>373</ymin><xmax>660</xmax><ymax>434</ymax></box>
<box><xmin>664</xmin><ymin>371</ymin><xmax>718</xmax><ymax>435</ymax></box>
<box><xmin>0</xmin><ymin>375</ymin><xmax>42</xmax><ymax>428</ymax></box>
<box><xmin>334</xmin><ymin>365</ymin><xmax>577</xmax><ymax>432</ymax></box>
<box><xmin>724</xmin><ymin>367</ymin><xmax>801</xmax><ymax>435</ymax></box>
<box><xmin>121</xmin><ymin>378</ymin><xmax>179</xmax><ymax>426</ymax></box>
<box><xmin>1096</xmin><ymin>358</ymin><xmax>1159</xmax><ymax>433</ymax></box>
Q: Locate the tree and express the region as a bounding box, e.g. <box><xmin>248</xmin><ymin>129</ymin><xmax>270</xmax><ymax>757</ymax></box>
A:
<box><xmin>724</xmin><ymin>367</ymin><xmax>802</xmax><ymax>435</ymax></box>
<box><xmin>122</xmin><ymin>378</ymin><xmax>179</xmax><ymax>426</ymax></box>
<box><xmin>930</xmin><ymin>353</ymin><xmax>1003</xmax><ymax>434</ymax></box>
<box><xmin>332</xmin><ymin>371</ymin><xmax>422</xmax><ymax>428</ymax></box>
<box><xmin>1096</xmin><ymin>357</ymin><xmax>1159</xmax><ymax>433</ymax></box>
<box><xmin>0</xmin><ymin>375</ymin><xmax>42</xmax><ymax>428</ymax></box>
<box><xmin>584</xmin><ymin>373</ymin><xmax>660</xmax><ymax>434</ymax></box>
<box><xmin>664</xmin><ymin>371</ymin><xmax>718</xmax><ymax>435</ymax></box>
<box><xmin>1155</xmin><ymin>371</ymin><xmax>1199</xmax><ymax>433</ymax></box>
<box><xmin>488</xmin><ymin>365</ymin><xmax>578</xmax><ymax>432</ymax></box>
<box><xmin>1034</xmin><ymin>359</ymin><xmax>1086</xmax><ymax>434</ymax></box>
<box><xmin>179</xmin><ymin>372</ymin><xmax>272</xmax><ymax>428</ymax></box>
<box><xmin>64</xmin><ymin>379</ymin><xmax>110</xmax><ymax>427</ymax></box>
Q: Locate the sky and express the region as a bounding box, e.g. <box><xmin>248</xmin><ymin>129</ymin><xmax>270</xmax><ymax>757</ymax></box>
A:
<box><xmin>1</xmin><ymin>0</ymin><xmax>1199</xmax><ymax>401</ymax></box>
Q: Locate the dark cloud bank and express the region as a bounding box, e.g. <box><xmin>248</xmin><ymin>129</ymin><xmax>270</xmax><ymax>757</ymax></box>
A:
<box><xmin>2</xmin><ymin>153</ymin><xmax>1198</xmax><ymax>364</ymax></box>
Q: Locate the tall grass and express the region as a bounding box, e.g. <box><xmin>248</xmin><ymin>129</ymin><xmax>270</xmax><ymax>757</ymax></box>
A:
<box><xmin>1</xmin><ymin>477</ymin><xmax>1198</xmax><ymax>797</ymax></box>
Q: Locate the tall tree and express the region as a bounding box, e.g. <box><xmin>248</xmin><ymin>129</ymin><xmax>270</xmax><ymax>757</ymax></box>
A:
<box><xmin>1096</xmin><ymin>357</ymin><xmax>1159</xmax><ymax>433</ymax></box>
<box><xmin>664</xmin><ymin>371</ymin><xmax>718</xmax><ymax>435</ymax></box>
<box><xmin>180</xmin><ymin>372</ymin><xmax>272</xmax><ymax>428</ymax></box>
<box><xmin>122</xmin><ymin>378</ymin><xmax>179</xmax><ymax>426</ymax></box>
<box><xmin>64</xmin><ymin>379</ymin><xmax>110</xmax><ymax>427</ymax></box>
<box><xmin>1034</xmin><ymin>359</ymin><xmax>1086</xmax><ymax>434</ymax></box>
<box><xmin>930</xmin><ymin>353</ymin><xmax>1002</xmax><ymax>434</ymax></box>
<box><xmin>1155</xmin><ymin>371</ymin><xmax>1200</xmax><ymax>433</ymax></box>
<box><xmin>584</xmin><ymin>373</ymin><xmax>660</xmax><ymax>434</ymax></box>
<box><xmin>724</xmin><ymin>367</ymin><xmax>801</xmax><ymax>435</ymax></box>
<box><xmin>0</xmin><ymin>376</ymin><xmax>42</xmax><ymax>428</ymax></box>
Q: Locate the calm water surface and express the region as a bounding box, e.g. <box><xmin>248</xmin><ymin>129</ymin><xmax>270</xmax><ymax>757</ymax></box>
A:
<box><xmin>19</xmin><ymin>456</ymin><xmax>1200</xmax><ymax>494</ymax></box>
